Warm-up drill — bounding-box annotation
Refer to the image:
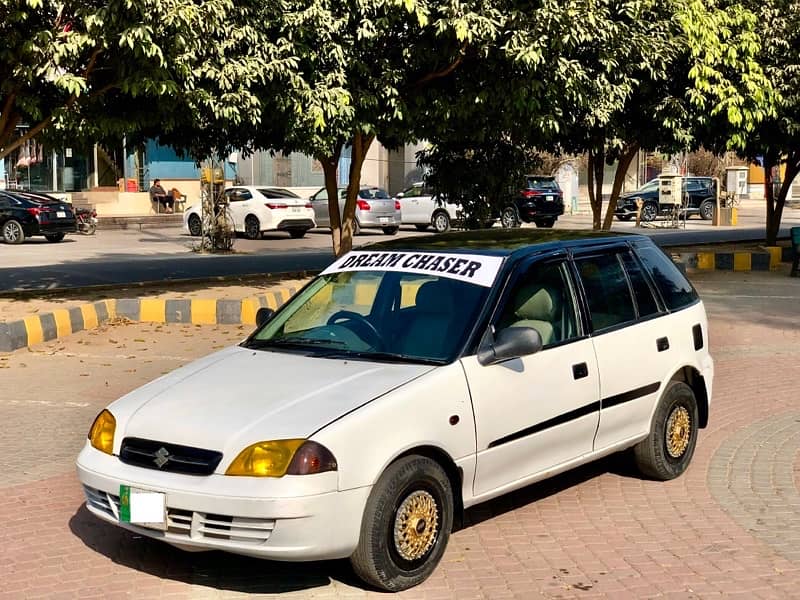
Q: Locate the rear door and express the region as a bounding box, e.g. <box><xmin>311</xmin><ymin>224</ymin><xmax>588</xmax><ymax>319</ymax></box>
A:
<box><xmin>463</xmin><ymin>254</ymin><xmax>600</xmax><ymax>498</ymax></box>
<box><xmin>572</xmin><ymin>246</ymin><xmax>671</xmax><ymax>451</ymax></box>
<box><xmin>310</xmin><ymin>188</ymin><xmax>330</xmax><ymax>227</ymax></box>
<box><xmin>225</xmin><ymin>188</ymin><xmax>251</xmax><ymax>230</ymax></box>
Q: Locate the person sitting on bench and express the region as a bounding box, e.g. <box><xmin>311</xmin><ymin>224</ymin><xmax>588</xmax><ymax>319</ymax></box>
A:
<box><xmin>149</xmin><ymin>179</ymin><xmax>174</xmax><ymax>213</ymax></box>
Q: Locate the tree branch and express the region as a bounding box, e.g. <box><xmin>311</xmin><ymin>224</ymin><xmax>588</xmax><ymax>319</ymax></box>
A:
<box><xmin>410</xmin><ymin>43</ymin><xmax>468</xmax><ymax>88</ymax></box>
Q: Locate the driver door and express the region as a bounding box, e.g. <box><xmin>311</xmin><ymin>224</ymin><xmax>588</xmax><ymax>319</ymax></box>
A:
<box><xmin>461</xmin><ymin>256</ymin><xmax>601</xmax><ymax>498</ymax></box>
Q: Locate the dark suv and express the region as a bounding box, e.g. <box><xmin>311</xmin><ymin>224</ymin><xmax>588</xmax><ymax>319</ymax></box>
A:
<box><xmin>615</xmin><ymin>177</ymin><xmax>718</xmax><ymax>222</ymax></box>
<box><xmin>502</xmin><ymin>175</ymin><xmax>565</xmax><ymax>228</ymax></box>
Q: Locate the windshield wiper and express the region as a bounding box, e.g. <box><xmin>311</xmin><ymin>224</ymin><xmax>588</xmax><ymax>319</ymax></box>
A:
<box><xmin>242</xmin><ymin>337</ymin><xmax>347</xmax><ymax>350</ymax></box>
<box><xmin>315</xmin><ymin>350</ymin><xmax>446</xmax><ymax>365</ymax></box>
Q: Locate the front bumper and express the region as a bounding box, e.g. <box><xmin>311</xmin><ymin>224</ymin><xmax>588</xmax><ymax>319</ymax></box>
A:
<box><xmin>76</xmin><ymin>443</ymin><xmax>370</xmax><ymax>561</ymax></box>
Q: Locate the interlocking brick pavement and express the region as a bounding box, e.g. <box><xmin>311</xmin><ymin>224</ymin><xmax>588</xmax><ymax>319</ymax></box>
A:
<box><xmin>0</xmin><ymin>272</ymin><xmax>799</xmax><ymax>598</ymax></box>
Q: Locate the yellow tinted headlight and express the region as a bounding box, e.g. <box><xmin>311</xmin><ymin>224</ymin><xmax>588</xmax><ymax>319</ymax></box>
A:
<box><xmin>88</xmin><ymin>409</ymin><xmax>116</xmax><ymax>455</ymax></box>
<box><xmin>225</xmin><ymin>439</ymin><xmax>305</xmax><ymax>477</ymax></box>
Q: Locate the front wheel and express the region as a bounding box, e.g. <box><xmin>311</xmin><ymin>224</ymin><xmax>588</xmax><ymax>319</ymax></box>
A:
<box><xmin>2</xmin><ymin>219</ymin><xmax>25</xmax><ymax>244</ymax></box>
<box><xmin>45</xmin><ymin>232</ymin><xmax>66</xmax><ymax>242</ymax></box>
<box><xmin>432</xmin><ymin>211</ymin><xmax>450</xmax><ymax>234</ymax></box>
<box><xmin>187</xmin><ymin>214</ymin><xmax>202</xmax><ymax>236</ymax></box>
<box><xmin>244</xmin><ymin>215</ymin><xmax>261</xmax><ymax>240</ymax></box>
<box><xmin>501</xmin><ymin>206</ymin><xmax>519</xmax><ymax>229</ymax></box>
<box><xmin>699</xmin><ymin>199</ymin><xmax>715</xmax><ymax>221</ymax></box>
<box><xmin>640</xmin><ymin>202</ymin><xmax>658</xmax><ymax>222</ymax></box>
<box><xmin>382</xmin><ymin>226</ymin><xmax>399</xmax><ymax>235</ymax></box>
<box><xmin>633</xmin><ymin>381</ymin><xmax>699</xmax><ymax>480</ymax></box>
<box><xmin>350</xmin><ymin>456</ymin><xmax>453</xmax><ymax>592</ymax></box>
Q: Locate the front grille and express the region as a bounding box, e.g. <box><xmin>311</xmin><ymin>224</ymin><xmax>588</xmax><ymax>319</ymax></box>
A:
<box><xmin>119</xmin><ymin>437</ymin><xmax>223</xmax><ymax>475</ymax></box>
<box><xmin>82</xmin><ymin>486</ymin><xmax>275</xmax><ymax>546</ymax></box>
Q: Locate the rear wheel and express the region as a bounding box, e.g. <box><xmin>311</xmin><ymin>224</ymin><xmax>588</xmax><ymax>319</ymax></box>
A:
<box><xmin>244</xmin><ymin>215</ymin><xmax>261</xmax><ymax>240</ymax></box>
<box><xmin>350</xmin><ymin>456</ymin><xmax>453</xmax><ymax>592</ymax></box>
<box><xmin>414</xmin><ymin>224</ymin><xmax>429</xmax><ymax>232</ymax></box>
<box><xmin>432</xmin><ymin>211</ymin><xmax>450</xmax><ymax>234</ymax></box>
<box><xmin>188</xmin><ymin>213</ymin><xmax>202</xmax><ymax>236</ymax></box>
<box><xmin>501</xmin><ymin>206</ymin><xmax>519</xmax><ymax>228</ymax></box>
<box><xmin>699</xmin><ymin>199</ymin><xmax>715</xmax><ymax>221</ymax></box>
<box><xmin>45</xmin><ymin>232</ymin><xmax>66</xmax><ymax>242</ymax></box>
<box><xmin>382</xmin><ymin>226</ymin><xmax>399</xmax><ymax>235</ymax></box>
<box><xmin>2</xmin><ymin>219</ymin><xmax>25</xmax><ymax>244</ymax></box>
<box><xmin>288</xmin><ymin>228</ymin><xmax>309</xmax><ymax>239</ymax></box>
<box><xmin>633</xmin><ymin>382</ymin><xmax>699</xmax><ymax>480</ymax></box>
<box><xmin>534</xmin><ymin>218</ymin><xmax>555</xmax><ymax>228</ymax></box>
<box><xmin>641</xmin><ymin>202</ymin><xmax>658</xmax><ymax>222</ymax></box>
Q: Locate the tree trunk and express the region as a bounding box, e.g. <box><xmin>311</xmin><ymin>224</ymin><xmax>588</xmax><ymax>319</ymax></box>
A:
<box><xmin>766</xmin><ymin>152</ymin><xmax>800</xmax><ymax>246</ymax></box>
<box><xmin>602</xmin><ymin>143</ymin><xmax>640</xmax><ymax>230</ymax></box>
<box><xmin>337</xmin><ymin>132</ymin><xmax>375</xmax><ymax>256</ymax></box>
<box><xmin>587</xmin><ymin>148</ymin><xmax>605</xmax><ymax>230</ymax></box>
<box><xmin>763</xmin><ymin>154</ymin><xmax>777</xmax><ymax>245</ymax></box>
<box><xmin>319</xmin><ymin>150</ymin><xmax>343</xmax><ymax>256</ymax></box>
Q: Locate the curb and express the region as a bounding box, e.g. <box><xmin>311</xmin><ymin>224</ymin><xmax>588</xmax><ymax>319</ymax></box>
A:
<box><xmin>0</xmin><ymin>287</ymin><xmax>298</xmax><ymax>353</ymax></box>
<box><xmin>671</xmin><ymin>246</ymin><xmax>793</xmax><ymax>272</ymax></box>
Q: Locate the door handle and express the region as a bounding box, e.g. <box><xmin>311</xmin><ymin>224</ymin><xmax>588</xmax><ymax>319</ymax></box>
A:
<box><xmin>656</xmin><ymin>337</ymin><xmax>670</xmax><ymax>352</ymax></box>
<box><xmin>572</xmin><ymin>362</ymin><xmax>588</xmax><ymax>379</ymax></box>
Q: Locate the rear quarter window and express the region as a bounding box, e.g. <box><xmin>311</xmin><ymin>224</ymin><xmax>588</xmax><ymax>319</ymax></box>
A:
<box><xmin>634</xmin><ymin>245</ymin><xmax>698</xmax><ymax>310</ymax></box>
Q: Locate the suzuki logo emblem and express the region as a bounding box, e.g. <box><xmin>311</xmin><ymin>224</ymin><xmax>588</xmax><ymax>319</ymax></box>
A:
<box><xmin>153</xmin><ymin>447</ymin><xmax>170</xmax><ymax>468</ymax></box>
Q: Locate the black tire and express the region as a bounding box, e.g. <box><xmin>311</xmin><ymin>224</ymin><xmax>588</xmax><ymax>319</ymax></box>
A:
<box><xmin>699</xmin><ymin>199</ymin><xmax>715</xmax><ymax>221</ymax></box>
<box><xmin>2</xmin><ymin>219</ymin><xmax>25</xmax><ymax>244</ymax></box>
<box><xmin>188</xmin><ymin>214</ymin><xmax>202</xmax><ymax>236</ymax></box>
<box><xmin>414</xmin><ymin>224</ymin><xmax>429</xmax><ymax>232</ymax></box>
<box><xmin>617</xmin><ymin>214</ymin><xmax>633</xmax><ymax>221</ymax></box>
<box><xmin>288</xmin><ymin>228</ymin><xmax>308</xmax><ymax>239</ymax></box>
<box><xmin>534</xmin><ymin>218</ymin><xmax>555</xmax><ymax>228</ymax></box>
<box><xmin>350</xmin><ymin>455</ymin><xmax>453</xmax><ymax>592</ymax></box>
<box><xmin>382</xmin><ymin>226</ymin><xmax>399</xmax><ymax>235</ymax></box>
<box><xmin>432</xmin><ymin>211</ymin><xmax>450</xmax><ymax>234</ymax></box>
<box><xmin>640</xmin><ymin>202</ymin><xmax>658</xmax><ymax>222</ymax></box>
<box><xmin>352</xmin><ymin>220</ymin><xmax>361</xmax><ymax>236</ymax></box>
<box><xmin>45</xmin><ymin>232</ymin><xmax>66</xmax><ymax>242</ymax></box>
<box><xmin>500</xmin><ymin>206</ymin><xmax>519</xmax><ymax>229</ymax></box>
<box><xmin>244</xmin><ymin>215</ymin><xmax>261</xmax><ymax>240</ymax></box>
<box><xmin>633</xmin><ymin>381</ymin><xmax>699</xmax><ymax>481</ymax></box>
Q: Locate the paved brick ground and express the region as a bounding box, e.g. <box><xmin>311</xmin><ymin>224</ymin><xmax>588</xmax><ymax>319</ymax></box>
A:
<box><xmin>1</xmin><ymin>271</ymin><xmax>799</xmax><ymax>599</ymax></box>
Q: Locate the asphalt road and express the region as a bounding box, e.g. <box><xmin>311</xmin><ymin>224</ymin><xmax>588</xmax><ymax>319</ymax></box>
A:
<box><xmin>1</xmin><ymin>205</ymin><xmax>798</xmax><ymax>293</ymax></box>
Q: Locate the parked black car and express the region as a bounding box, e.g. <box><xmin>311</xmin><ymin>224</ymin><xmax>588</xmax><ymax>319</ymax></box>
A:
<box><xmin>614</xmin><ymin>177</ymin><xmax>718</xmax><ymax>222</ymax></box>
<box><xmin>502</xmin><ymin>175</ymin><xmax>565</xmax><ymax>228</ymax></box>
<box><xmin>0</xmin><ymin>190</ymin><xmax>77</xmax><ymax>244</ymax></box>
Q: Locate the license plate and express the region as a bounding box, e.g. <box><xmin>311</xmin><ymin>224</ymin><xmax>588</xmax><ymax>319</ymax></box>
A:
<box><xmin>379</xmin><ymin>217</ymin><xmax>389</xmax><ymax>224</ymax></box>
<box><xmin>291</xmin><ymin>207</ymin><xmax>301</xmax><ymax>213</ymax></box>
<box><xmin>119</xmin><ymin>485</ymin><xmax>167</xmax><ymax>530</ymax></box>
<box><xmin>56</xmin><ymin>211</ymin><xmax>66</xmax><ymax>218</ymax></box>
<box><xmin>545</xmin><ymin>196</ymin><xmax>553</xmax><ymax>202</ymax></box>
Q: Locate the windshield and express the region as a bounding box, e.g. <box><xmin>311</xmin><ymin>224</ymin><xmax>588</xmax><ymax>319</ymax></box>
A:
<box><xmin>244</xmin><ymin>269</ymin><xmax>493</xmax><ymax>363</ymax></box>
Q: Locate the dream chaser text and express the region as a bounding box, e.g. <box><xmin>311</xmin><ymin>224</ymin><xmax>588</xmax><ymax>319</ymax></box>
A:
<box><xmin>339</xmin><ymin>252</ymin><xmax>485</xmax><ymax>279</ymax></box>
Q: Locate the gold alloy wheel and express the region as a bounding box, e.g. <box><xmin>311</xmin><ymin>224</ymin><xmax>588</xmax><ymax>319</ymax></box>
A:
<box><xmin>393</xmin><ymin>490</ymin><xmax>439</xmax><ymax>561</ymax></box>
<box><xmin>666</xmin><ymin>406</ymin><xmax>691</xmax><ymax>458</ymax></box>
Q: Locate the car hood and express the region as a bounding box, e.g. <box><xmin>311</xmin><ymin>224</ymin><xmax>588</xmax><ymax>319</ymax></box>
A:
<box><xmin>108</xmin><ymin>346</ymin><xmax>434</xmax><ymax>459</ymax></box>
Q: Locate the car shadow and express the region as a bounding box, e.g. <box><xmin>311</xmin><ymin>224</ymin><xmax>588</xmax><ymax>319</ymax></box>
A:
<box><xmin>68</xmin><ymin>505</ymin><xmax>359</xmax><ymax>594</ymax></box>
<box><xmin>69</xmin><ymin>452</ymin><xmax>638</xmax><ymax>593</ymax></box>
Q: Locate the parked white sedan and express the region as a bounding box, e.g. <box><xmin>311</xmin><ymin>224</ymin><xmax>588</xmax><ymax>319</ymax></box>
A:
<box><xmin>396</xmin><ymin>183</ymin><xmax>460</xmax><ymax>233</ymax></box>
<box><xmin>184</xmin><ymin>186</ymin><xmax>316</xmax><ymax>239</ymax></box>
<box><xmin>77</xmin><ymin>230</ymin><xmax>713</xmax><ymax>591</ymax></box>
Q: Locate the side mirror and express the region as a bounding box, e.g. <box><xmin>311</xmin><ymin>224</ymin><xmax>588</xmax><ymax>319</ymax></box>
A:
<box><xmin>477</xmin><ymin>327</ymin><xmax>543</xmax><ymax>366</ymax></box>
<box><xmin>255</xmin><ymin>307</ymin><xmax>275</xmax><ymax>328</ymax></box>
<box><xmin>396</xmin><ymin>192</ymin><xmax>404</xmax><ymax>199</ymax></box>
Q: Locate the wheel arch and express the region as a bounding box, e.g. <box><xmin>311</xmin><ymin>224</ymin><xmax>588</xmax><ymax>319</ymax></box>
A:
<box><xmin>669</xmin><ymin>366</ymin><xmax>709</xmax><ymax>428</ymax></box>
<box><xmin>390</xmin><ymin>445</ymin><xmax>465</xmax><ymax>530</ymax></box>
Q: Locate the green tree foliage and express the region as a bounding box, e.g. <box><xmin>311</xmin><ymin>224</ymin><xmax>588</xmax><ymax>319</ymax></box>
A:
<box><xmin>0</xmin><ymin>0</ymin><xmax>291</xmax><ymax>161</ymax></box>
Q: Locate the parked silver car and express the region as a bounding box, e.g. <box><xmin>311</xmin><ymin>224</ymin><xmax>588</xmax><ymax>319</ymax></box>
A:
<box><xmin>309</xmin><ymin>186</ymin><xmax>400</xmax><ymax>235</ymax></box>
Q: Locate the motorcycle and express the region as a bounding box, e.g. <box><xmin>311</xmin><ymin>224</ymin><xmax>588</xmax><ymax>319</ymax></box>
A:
<box><xmin>75</xmin><ymin>206</ymin><xmax>98</xmax><ymax>235</ymax></box>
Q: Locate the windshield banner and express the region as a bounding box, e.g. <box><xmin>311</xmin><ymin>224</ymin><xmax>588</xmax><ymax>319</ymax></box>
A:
<box><xmin>321</xmin><ymin>250</ymin><xmax>505</xmax><ymax>287</ymax></box>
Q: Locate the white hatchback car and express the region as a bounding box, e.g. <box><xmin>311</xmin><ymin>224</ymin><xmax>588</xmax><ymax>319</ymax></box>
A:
<box><xmin>77</xmin><ymin>230</ymin><xmax>713</xmax><ymax>592</ymax></box>
<box><xmin>184</xmin><ymin>186</ymin><xmax>316</xmax><ymax>239</ymax></box>
<box><xmin>397</xmin><ymin>183</ymin><xmax>460</xmax><ymax>233</ymax></box>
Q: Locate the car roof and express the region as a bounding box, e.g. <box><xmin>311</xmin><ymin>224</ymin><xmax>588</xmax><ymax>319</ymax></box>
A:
<box><xmin>367</xmin><ymin>229</ymin><xmax>645</xmax><ymax>257</ymax></box>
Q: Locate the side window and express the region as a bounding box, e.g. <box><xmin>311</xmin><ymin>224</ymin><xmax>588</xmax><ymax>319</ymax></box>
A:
<box><xmin>634</xmin><ymin>245</ymin><xmax>699</xmax><ymax>310</ymax></box>
<box><xmin>313</xmin><ymin>188</ymin><xmax>328</xmax><ymax>202</ymax></box>
<box><xmin>496</xmin><ymin>261</ymin><xmax>578</xmax><ymax>347</ymax></box>
<box><xmin>238</xmin><ymin>190</ymin><xmax>252</xmax><ymax>201</ymax></box>
<box><xmin>575</xmin><ymin>253</ymin><xmax>636</xmax><ymax>331</ymax></box>
<box><xmin>620</xmin><ymin>251</ymin><xmax>660</xmax><ymax>318</ymax></box>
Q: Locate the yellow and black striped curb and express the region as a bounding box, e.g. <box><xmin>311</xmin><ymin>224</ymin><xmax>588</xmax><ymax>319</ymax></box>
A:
<box><xmin>0</xmin><ymin>287</ymin><xmax>298</xmax><ymax>353</ymax></box>
<box><xmin>672</xmin><ymin>246</ymin><xmax>793</xmax><ymax>272</ymax></box>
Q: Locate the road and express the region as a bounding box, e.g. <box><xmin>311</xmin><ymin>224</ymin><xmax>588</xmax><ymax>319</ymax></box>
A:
<box><xmin>1</xmin><ymin>269</ymin><xmax>799</xmax><ymax>598</ymax></box>
<box><xmin>1</xmin><ymin>202</ymin><xmax>798</xmax><ymax>293</ymax></box>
